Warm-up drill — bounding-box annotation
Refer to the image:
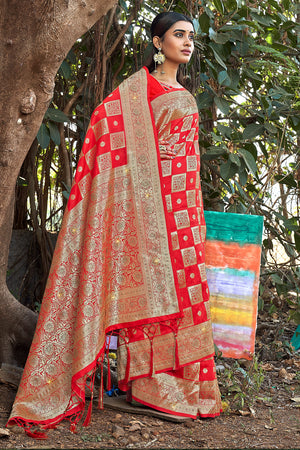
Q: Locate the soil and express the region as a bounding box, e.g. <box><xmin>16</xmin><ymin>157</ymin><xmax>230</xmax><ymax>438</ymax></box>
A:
<box><xmin>0</xmin><ymin>309</ymin><xmax>299</xmax><ymax>449</ymax></box>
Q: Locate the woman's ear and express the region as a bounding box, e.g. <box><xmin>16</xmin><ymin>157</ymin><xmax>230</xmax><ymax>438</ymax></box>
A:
<box><xmin>152</xmin><ymin>36</ymin><xmax>161</xmax><ymax>50</ymax></box>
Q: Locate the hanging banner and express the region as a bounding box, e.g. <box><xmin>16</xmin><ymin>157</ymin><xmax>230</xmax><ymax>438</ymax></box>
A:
<box><xmin>204</xmin><ymin>211</ymin><xmax>264</xmax><ymax>360</ymax></box>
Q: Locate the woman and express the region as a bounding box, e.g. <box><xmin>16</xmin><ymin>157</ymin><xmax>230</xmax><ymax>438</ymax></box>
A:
<box><xmin>8</xmin><ymin>12</ymin><xmax>222</xmax><ymax>435</ymax></box>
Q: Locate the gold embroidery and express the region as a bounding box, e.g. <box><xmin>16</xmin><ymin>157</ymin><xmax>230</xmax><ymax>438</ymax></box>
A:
<box><xmin>181</xmin><ymin>247</ymin><xmax>197</xmax><ymax>267</ymax></box>
<box><xmin>188</xmin><ymin>284</ymin><xmax>204</xmax><ymax>304</ymax></box>
<box><xmin>104</xmin><ymin>99</ymin><xmax>122</xmax><ymax>116</ymax></box>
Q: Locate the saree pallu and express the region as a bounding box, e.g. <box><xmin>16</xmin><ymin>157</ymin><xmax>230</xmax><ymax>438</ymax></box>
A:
<box><xmin>8</xmin><ymin>67</ymin><xmax>221</xmax><ymax>432</ymax></box>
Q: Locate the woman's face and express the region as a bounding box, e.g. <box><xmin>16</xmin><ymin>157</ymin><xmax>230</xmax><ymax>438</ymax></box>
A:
<box><xmin>154</xmin><ymin>20</ymin><xmax>195</xmax><ymax>66</ymax></box>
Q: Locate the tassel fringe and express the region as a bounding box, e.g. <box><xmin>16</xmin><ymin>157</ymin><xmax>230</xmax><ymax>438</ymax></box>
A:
<box><xmin>25</xmin><ymin>429</ymin><xmax>48</xmax><ymax>439</ymax></box>
<box><xmin>98</xmin><ymin>359</ymin><xmax>104</xmax><ymax>410</ymax></box>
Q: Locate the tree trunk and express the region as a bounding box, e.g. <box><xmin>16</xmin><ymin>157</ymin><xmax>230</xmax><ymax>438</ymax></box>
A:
<box><xmin>0</xmin><ymin>0</ymin><xmax>117</xmax><ymax>366</ymax></box>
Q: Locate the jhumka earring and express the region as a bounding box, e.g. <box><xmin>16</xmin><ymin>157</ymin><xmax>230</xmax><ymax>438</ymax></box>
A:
<box><xmin>153</xmin><ymin>47</ymin><xmax>165</xmax><ymax>73</ymax></box>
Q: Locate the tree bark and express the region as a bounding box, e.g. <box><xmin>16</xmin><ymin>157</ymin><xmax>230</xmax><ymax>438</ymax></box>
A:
<box><xmin>0</xmin><ymin>0</ymin><xmax>117</xmax><ymax>366</ymax></box>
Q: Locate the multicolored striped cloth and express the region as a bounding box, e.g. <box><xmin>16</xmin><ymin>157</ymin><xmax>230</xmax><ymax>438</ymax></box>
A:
<box><xmin>204</xmin><ymin>211</ymin><xmax>264</xmax><ymax>360</ymax></box>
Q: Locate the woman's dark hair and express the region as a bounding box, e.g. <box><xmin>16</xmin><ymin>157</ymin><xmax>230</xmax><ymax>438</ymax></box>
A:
<box><xmin>145</xmin><ymin>12</ymin><xmax>194</xmax><ymax>74</ymax></box>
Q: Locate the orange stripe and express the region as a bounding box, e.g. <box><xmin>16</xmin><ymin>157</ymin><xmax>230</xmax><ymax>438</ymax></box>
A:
<box><xmin>205</xmin><ymin>241</ymin><xmax>261</xmax><ymax>273</ymax></box>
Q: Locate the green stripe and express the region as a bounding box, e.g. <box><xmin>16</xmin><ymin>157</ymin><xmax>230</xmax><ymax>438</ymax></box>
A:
<box><xmin>204</xmin><ymin>210</ymin><xmax>264</xmax><ymax>245</ymax></box>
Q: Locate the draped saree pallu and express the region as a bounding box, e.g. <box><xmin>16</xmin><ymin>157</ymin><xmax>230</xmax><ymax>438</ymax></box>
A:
<box><xmin>8</xmin><ymin>67</ymin><xmax>221</xmax><ymax>434</ymax></box>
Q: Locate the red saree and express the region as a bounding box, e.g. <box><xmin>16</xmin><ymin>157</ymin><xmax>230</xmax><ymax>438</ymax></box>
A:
<box><xmin>8</xmin><ymin>67</ymin><xmax>221</xmax><ymax>433</ymax></box>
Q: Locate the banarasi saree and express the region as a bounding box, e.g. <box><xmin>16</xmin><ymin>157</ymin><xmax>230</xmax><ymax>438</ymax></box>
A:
<box><xmin>8</xmin><ymin>67</ymin><xmax>222</xmax><ymax>435</ymax></box>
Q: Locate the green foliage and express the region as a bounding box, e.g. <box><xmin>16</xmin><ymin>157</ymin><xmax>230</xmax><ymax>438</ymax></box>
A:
<box><xmin>80</xmin><ymin>432</ymin><xmax>111</xmax><ymax>442</ymax></box>
<box><xmin>189</xmin><ymin>0</ymin><xmax>300</xmax><ymax>303</ymax></box>
<box><xmin>219</xmin><ymin>355</ymin><xmax>265</xmax><ymax>410</ymax></box>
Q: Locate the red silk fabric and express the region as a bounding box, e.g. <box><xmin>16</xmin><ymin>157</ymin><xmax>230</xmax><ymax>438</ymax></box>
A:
<box><xmin>8</xmin><ymin>68</ymin><xmax>221</xmax><ymax>433</ymax></box>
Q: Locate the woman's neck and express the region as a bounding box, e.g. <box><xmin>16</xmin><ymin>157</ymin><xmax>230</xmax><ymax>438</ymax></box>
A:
<box><xmin>151</xmin><ymin>61</ymin><xmax>181</xmax><ymax>88</ymax></box>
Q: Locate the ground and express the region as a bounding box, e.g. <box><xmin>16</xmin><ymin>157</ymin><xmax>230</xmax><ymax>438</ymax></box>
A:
<box><xmin>0</xmin><ymin>309</ymin><xmax>299</xmax><ymax>449</ymax></box>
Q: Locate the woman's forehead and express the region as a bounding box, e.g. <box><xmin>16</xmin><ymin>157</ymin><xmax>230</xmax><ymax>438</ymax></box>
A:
<box><xmin>168</xmin><ymin>20</ymin><xmax>194</xmax><ymax>33</ymax></box>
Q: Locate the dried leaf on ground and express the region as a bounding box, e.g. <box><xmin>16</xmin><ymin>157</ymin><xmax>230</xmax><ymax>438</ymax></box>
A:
<box><xmin>239</xmin><ymin>410</ymin><xmax>251</xmax><ymax>416</ymax></box>
<box><xmin>0</xmin><ymin>428</ymin><xmax>10</xmax><ymax>438</ymax></box>
<box><xmin>128</xmin><ymin>423</ymin><xmax>142</xmax><ymax>432</ymax></box>
<box><xmin>278</xmin><ymin>368</ymin><xmax>296</xmax><ymax>381</ymax></box>
<box><xmin>249</xmin><ymin>407</ymin><xmax>256</xmax><ymax>417</ymax></box>
<box><xmin>261</xmin><ymin>363</ymin><xmax>274</xmax><ymax>371</ymax></box>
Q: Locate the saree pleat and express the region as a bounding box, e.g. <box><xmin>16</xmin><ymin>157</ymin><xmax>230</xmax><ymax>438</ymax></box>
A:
<box><xmin>8</xmin><ymin>67</ymin><xmax>221</xmax><ymax>432</ymax></box>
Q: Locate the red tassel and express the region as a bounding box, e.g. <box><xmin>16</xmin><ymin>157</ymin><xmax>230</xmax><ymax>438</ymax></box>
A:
<box><xmin>83</xmin><ymin>369</ymin><xmax>96</xmax><ymax>426</ymax></box>
<box><xmin>83</xmin><ymin>394</ymin><xmax>93</xmax><ymax>427</ymax></box>
<box><xmin>98</xmin><ymin>362</ymin><xmax>104</xmax><ymax>410</ymax></box>
<box><xmin>124</xmin><ymin>344</ymin><xmax>131</xmax><ymax>385</ymax></box>
<box><xmin>70</xmin><ymin>423</ymin><xmax>78</xmax><ymax>434</ymax></box>
<box><xmin>25</xmin><ymin>430</ymin><xmax>48</xmax><ymax>439</ymax></box>
<box><xmin>46</xmin><ymin>424</ymin><xmax>57</xmax><ymax>429</ymax></box>
<box><xmin>150</xmin><ymin>339</ymin><xmax>154</xmax><ymax>377</ymax></box>
<box><xmin>174</xmin><ymin>332</ymin><xmax>180</xmax><ymax>370</ymax></box>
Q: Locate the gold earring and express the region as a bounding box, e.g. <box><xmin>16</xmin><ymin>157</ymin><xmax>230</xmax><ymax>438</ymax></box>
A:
<box><xmin>153</xmin><ymin>47</ymin><xmax>165</xmax><ymax>73</ymax></box>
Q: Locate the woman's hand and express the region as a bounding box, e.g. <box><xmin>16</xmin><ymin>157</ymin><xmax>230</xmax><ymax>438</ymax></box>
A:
<box><xmin>158</xmin><ymin>140</ymin><xmax>177</xmax><ymax>160</ymax></box>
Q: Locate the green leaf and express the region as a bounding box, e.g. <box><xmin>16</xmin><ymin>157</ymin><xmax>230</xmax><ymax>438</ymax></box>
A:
<box><xmin>213</xmin><ymin>0</ymin><xmax>225</xmax><ymax>14</ymax></box>
<box><xmin>199</xmin><ymin>13</ymin><xmax>210</xmax><ymax>34</ymax></box>
<box><xmin>243</xmin><ymin>123</ymin><xmax>264</xmax><ymax>140</ymax></box>
<box><xmin>294</xmin><ymin>231</ymin><xmax>300</xmax><ymax>253</ymax></box>
<box><xmin>268</xmin><ymin>0</ymin><xmax>284</xmax><ymax>12</ymax></box>
<box><xmin>264</xmin><ymin>122</ymin><xmax>277</xmax><ymax>134</ymax></box>
<box><xmin>234</xmin><ymin>180</ymin><xmax>248</xmax><ymax>200</ymax></box>
<box><xmin>196</xmin><ymin>91</ymin><xmax>213</xmax><ymax>109</ymax></box>
<box><xmin>58</xmin><ymin>60</ymin><xmax>72</xmax><ymax>80</ymax></box>
<box><xmin>210</xmin><ymin>132</ymin><xmax>223</xmax><ymax>142</ymax></box>
<box><xmin>258</xmin><ymin>142</ymin><xmax>268</xmax><ymax>159</ymax></box>
<box><xmin>244</xmin><ymin>143</ymin><xmax>257</xmax><ymax>160</ymax></box>
<box><xmin>282</xmin><ymin>0</ymin><xmax>290</xmax><ymax>9</ymax></box>
<box><xmin>250</xmin><ymin>12</ymin><xmax>274</xmax><ymax>27</ymax></box>
<box><xmin>238</xmin><ymin>19</ymin><xmax>264</xmax><ymax>32</ymax></box>
<box><xmin>238</xmin><ymin>149</ymin><xmax>258</xmax><ymax>175</ymax></box>
<box><xmin>227</xmin><ymin>69</ymin><xmax>239</xmax><ymax>89</ymax></box>
<box><xmin>236</xmin><ymin>40</ymin><xmax>249</xmax><ymax>56</ymax></box>
<box><xmin>224</xmin><ymin>0</ymin><xmax>237</xmax><ymax>10</ymax></box>
<box><xmin>274</xmin><ymin>173</ymin><xmax>297</xmax><ymax>188</ymax></box>
<box><xmin>271</xmin><ymin>42</ymin><xmax>291</xmax><ymax>52</ymax></box>
<box><xmin>271</xmin><ymin>273</ymin><xmax>283</xmax><ymax>285</ymax></box>
<box><xmin>283</xmin><ymin>218</ymin><xmax>299</xmax><ymax>232</ymax></box>
<box><xmin>252</xmin><ymin>44</ymin><xmax>298</xmax><ymax>70</ymax></box>
<box><xmin>217</xmin><ymin>124</ymin><xmax>233</xmax><ymax>138</ymax></box>
<box><xmin>62</xmin><ymin>190</ymin><xmax>70</xmax><ymax>200</ymax></box>
<box><xmin>209</xmin><ymin>28</ymin><xmax>229</xmax><ymax>44</ymax></box>
<box><xmin>37</xmin><ymin>123</ymin><xmax>50</xmax><ymax>149</ymax></box>
<box><xmin>218</xmin><ymin>70</ymin><xmax>231</xmax><ymax>86</ymax></box>
<box><xmin>193</xmin><ymin>18</ymin><xmax>200</xmax><ymax>34</ymax></box>
<box><xmin>119</xmin><ymin>0</ymin><xmax>128</xmax><ymax>12</ymax></box>
<box><xmin>239</xmin><ymin>169</ymin><xmax>248</xmax><ymax>186</ymax></box>
<box><xmin>66</xmin><ymin>49</ymin><xmax>76</xmax><ymax>65</ymax></box>
<box><xmin>282</xmin><ymin>20</ymin><xmax>296</xmax><ymax>30</ymax></box>
<box><xmin>243</xmin><ymin>68</ymin><xmax>262</xmax><ymax>82</ymax></box>
<box><xmin>48</xmin><ymin>121</ymin><xmax>61</xmax><ymax>146</ymax></box>
<box><xmin>214</xmin><ymin>97</ymin><xmax>230</xmax><ymax>115</ymax></box>
<box><xmin>229</xmin><ymin>153</ymin><xmax>241</xmax><ymax>167</ymax></box>
<box><xmin>45</xmin><ymin>108</ymin><xmax>70</xmax><ymax>123</ymax></box>
<box><xmin>260</xmin><ymin>95</ymin><xmax>271</xmax><ymax>111</ymax></box>
<box><xmin>204</xmin><ymin>57</ymin><xmax>220</xmax><ymax>73</ymax></box>
<box><xmin>220</xmin><ymin>160</ymin><xmax>233</xmax><ymax>180</ymax></box>
<box><xmin>202</xmin><ymin>146</ymin><xmax>227</xmax><ymax>160</ymax></box>
<box><xmin>273</xmin><ymin>211</ymin><xmax>288</xmax><ymax>224</ymax></box>
<box><xmin>269</xmin><ymin>86</ymin><xmax>293</xmax><ymax>100</ymax></box>
<box><xmin>211</xmin><ymin>48</ymin><xmax>228</xmax><ymax>70</ymax></box>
